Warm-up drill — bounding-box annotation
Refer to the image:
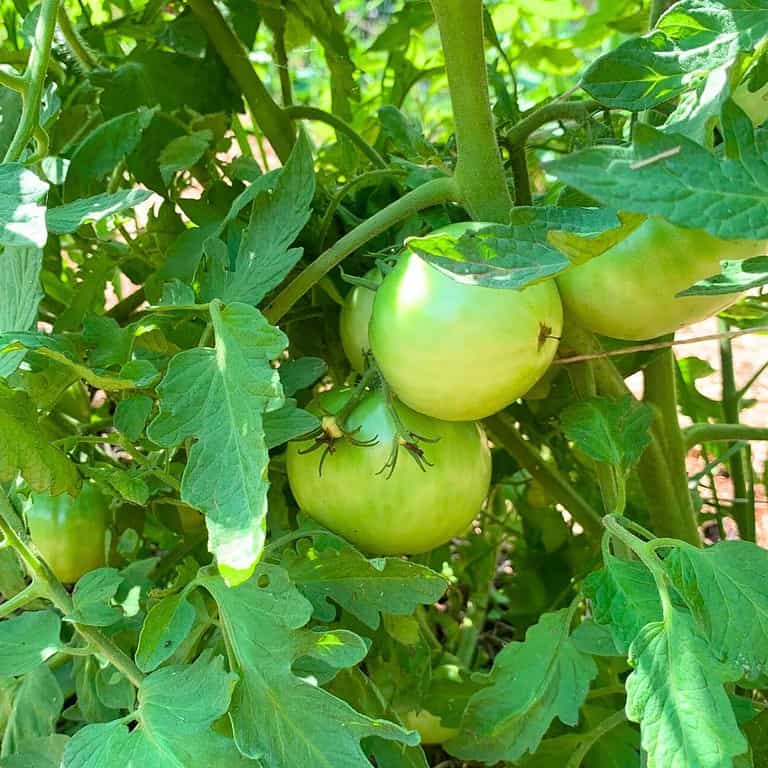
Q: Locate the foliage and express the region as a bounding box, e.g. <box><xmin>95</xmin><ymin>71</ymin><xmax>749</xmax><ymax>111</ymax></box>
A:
<box><xmin>0</xmin><ymin>0</ymin><xmax>767</xmax><ymax>766</ymax></box>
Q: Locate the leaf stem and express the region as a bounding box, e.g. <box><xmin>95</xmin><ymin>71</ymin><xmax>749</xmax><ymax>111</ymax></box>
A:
<box><xmin>502</xmin><ymin>100</ymin><xmax>601</xmax><ymax>148</ymax></box>
<box><xmin>263</xmin><ymin>176</ymin><xmax>459</xmax><ymax>324</ymax></box>
<box><xmin>0</xmin><ymin>581</ymin><xmax>45</xmax><ymax>618</ymax></box>
<box><xmin>283</xmin><ymin>105</ymin><xmax>387</xmax><ymax>169</ymax></box>
<box><xmin>429</xmin><ymin>0</ymin><xmax>512</xmax><ymax>222</ymax></box>
<box><xmin>566</xmin><ymin>708</ymin><xmax>628</xmax><ymax>768</ymax></box>
<box><xmin>57</xmin><ymin>7</ymin><xmax>97</xmax><ymax>70</ymax></box>
<box><xmin>0</xmin><ymin>489</ymin><xmax>144</xmax><ymax>688</ymax></box>
<box><xmin>0</xmin><ymin>67</ymin><xmax>24</xmax><ymax>91</ymax></box>
<box><xmin>4</xmin><ymin>0</ymin><xmax>59</xmax><ymax>162</ymax></box>
<box><xmin>187</xmin><ymin>0</ymin><xmax>295</xmax><ymax>163</ymax></box>
<box><xmin>484</xmin><ymin>412</ymin><xmax>603</xmax><ymax>538</ymax></box>
<box><xmin>683</xmin><ymin>423</ymin><xmax>768</xmax><ymax>449</ymax></box>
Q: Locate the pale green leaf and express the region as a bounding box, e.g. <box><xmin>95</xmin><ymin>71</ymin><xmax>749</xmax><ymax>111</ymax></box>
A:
<box><xmin>0</xmin><ymin>165</ymin><xmax>48</xmax><ymax>248</ymax></box>
<box><xmin>284</xmin><ymin>543</ymin><xmax>447</xmax><ymax>628</ymax></box>
<box><xmin>0</xmin><ymin>382</ymin><xmax>80</xmax><ymax>494</ymax></box>
<box><xmin>147</xmin><ymin>301</ymin><xmax>288</xmax><ymax>585</ymax></box>
<box><xmin>0</xmin><ymin>247</ymin><xmax>42</xmax><ymax>378</ymax></box>
<box><xmin>46</xmin><ymin>190</ymin><xmax>152</xmax><ymax>234</ymax></box>
<box><xmin>0</xmin><ymin>611</ymin><xmax>61</xmax><ymax>676</ymax></box>
<box><xmin>664</xmin><ymin>540</ymin><xmax>768</xmax><ymax>681</ymax></box>
<box><xmin>447</xmin><ymin>609</ymin><xmax>598</xmax><ymax>763</ymax></box>
<box><xmin>199</xmin><ymin>566</ymin><xmax>419</xmax><ymax>766</ymax></box>
<box><xmin>626</xmin><ymin>608</ymin><xmax>747</xmax><ymax>768</ymax></box>
<box><xmin>68</xmin><ymin>568</ymin><xmax>124</xmax><ymax>627</ymax></box>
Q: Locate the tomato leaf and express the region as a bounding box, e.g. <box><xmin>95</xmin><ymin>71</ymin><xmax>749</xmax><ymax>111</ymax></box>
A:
<box><xmin>200</xmin><ymin>131</ymin><xmax>315</xmax><ymax>305</ymax></box>
<box><xmin>0</xmin><ymin>612</ymin><xmax>61</xmax><ymax>676</ymax></box>
<box><xmin>68</xmin><ymin>569</ymin><xmax>124</xmax><ymax>627</ymax></box>
<box><xmin>664</xmin><ymin>540</ymin><xmax>768</xmax><ymax>682</ymax></box>
<box><xmin>677</xmin><ymin>255</ymin><xmax>768</xmax><ymax>296</ymax></box>
<box><xmin>0</xmin><ymin>247</ymin><xmax>43</xmax><ymax>378</ymax></box>
<box><xmin>581</xmin><ymin>0</ymin><xmax>768</xmax><ymax>111</ymax></box>
<box><xmin>0</xmin><ymin>383</ymin><xmax>80</xmax><ymax>494</ymax></box>
<box><xmin>62</xmin><ymin>651</ymin><xmax>247</xmax><ymax>768</ymax></box>
<box><xmin>199</xmin><ymin>565</ymin><xmax>419</xmax><ymax>765</ymax></box>
<box><xmin>46</xmin><ymin>190</ymin><xmax>152</xmax><ymax>234</ymax></box>
<box><xmin>262</xmin><ymin>402</ymin><xmax>320</xmax><ymax>449</ymax></box>
<box><xmin>113</xmin><ymin>396</ymin><xmax>153</xmax><ymax>441</ymax></box>
<box><xmin>549</xmin><ymin>101</ymin><xmax>768</xmax><ymax>240</ymax></box>
<box><xmin>147</xmin><ymin>301</ymin><xmax>288</xmax><ymax>585</ymax></box>
<box><xmin>283</xmin><ymin>542</ymin><xmax>448</xmax><ymax>629</ymax></box>
<box><xmin>560</xmin><ymin>396</ymin><xmax>654</xmax><ymax>472</ymax></box>
<box><xmin>626</xmin><ymin>609</ymin><xmax>747</xmax><ymax>768</ymax></box>
<box><xmin>0</xmin><ymin>166</ymin><xmax>48</xmax><ymax>249</ymax></box>
<box><xmin>135</xmin><ymin>592</ymin><xmax>197</xmax><ymax>673</ymax></box>
<box><xmin>583</xmin><ymin>555</ymin><xmax>663</xmax><ymax>655</ymax></box>
<box><xmin>446</xmin><ymin>609</ymin><xmax>597</xmax><ymax>763</ymax></box>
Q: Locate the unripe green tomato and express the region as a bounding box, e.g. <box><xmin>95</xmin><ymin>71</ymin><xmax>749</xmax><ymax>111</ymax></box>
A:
<box><xmin>526</xmin><ymin>479</ymin><xmax>550</xmax><ymax>509</ymax></box>
<box><xmin>27</xmin><ymin>482</ymin><xmax>110</xmax><ymax>583</ymax></box>
<box><xmin>401</xmin><ymin>709</ymin><xmax>459</xmax><ymax>745</ymax></box>
<box><xmin>286</xmin><ymin>388</ymin><xmax>491</xmax><ymax>555</ymax></box>
<box><xmin>557</xmin><ymin>217</ymin><xmax>767</xmax><ymax>341</ymax></box>
<box><xmin>339</xmin><ymin>269</ymin><xmax>380</xmax><ymax>373</ymax></box>
<box><xmin>369</xmin><ymin>222</ymin><xmax>563</xmax><ymax>421</ymax></box>
<box><xmin>734</xmin><ymin>78</ymin><xmax>768</xmax><ymax>126</ymax></box>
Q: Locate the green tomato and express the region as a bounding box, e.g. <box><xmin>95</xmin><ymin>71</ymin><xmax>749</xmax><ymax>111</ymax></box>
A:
<box><xmin>401</xmin><ymin>709</ymin><xmax>459</xmax><ymax>745</ymax></box>
<box><xmin>369</xmin><ymin>222</ymin><xmax>563</xmax><ymax>421</ymax></box>
<box><xmin>286</xmin><ymin>388</ymin><xmax>491</xmax><ymax>555</ymax></box>
<box><xmin>339</xmin><ymin>269</ymin><xmax>380</xmax><ymax>373</ymax></box>
<box><xmin>27</xmin><ymin>482</ymin><xmax>110</xmax><ymax>583</ymax></box>
<box><xmin>557</xmin><ymin>217</ymin><xmax>767</xmax><ymax>341</ymax></box>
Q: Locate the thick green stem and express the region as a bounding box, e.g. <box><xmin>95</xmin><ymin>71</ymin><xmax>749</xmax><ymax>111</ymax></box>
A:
<box><xmin>283</xmin><ymin>105</ymin><xmax>387</xmax><ymax>169</ymax></box>
<box><xmin>719</xmin><ymin>319</ymin><xmax>754</xmax><ymax>541</ymax></box>
<box><xmin>430</xmin><ymin>0</ymin><xmax>512</xmax><ymax>222</ymax></box>
<box><xmin>4</xmin><ymin>0</ymin><xmax>59</xmax><ymax>162</ymax></box>
<box><xmin>484</xmin><ymin>413</ymin><xmax>603</xmax><ymax>538</ymax></box>
<box><xmin>264</xmin><ymin>176</ymin><xmax>459</xmax><ymax>323</ymax></box>
<box><xmin>643</xmin><ymin>349</ymin><xmax>696</xmax><ymax>529</ymax></box>
<box><xmin>187</xmin><ymin>0</ymin><xmax>295</xmax><ymax>163</ymax></box>
<box><xmin>0</xmin><ymin>490</ymin><xmax>144</xmax><ymax>688</ymax></box>
<box><xmin>684</xmin><ymin>423</ymin><xmax>768</xmax><ymax>449</ymax></box>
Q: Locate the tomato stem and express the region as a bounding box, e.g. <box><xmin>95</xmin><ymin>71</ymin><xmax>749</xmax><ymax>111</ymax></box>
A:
<box><xmin>429</xmin><ymin>0</ymin><xmax>512</xmax><ymax>222</ymax></box>
<box><xmin>264</xmin><ymin>176</ymin><xmax>459</xmax><ymax>323</ymax></box>
<box><xmin>683</xmin><ymin>423</ymin><xmax>768</xmax><ymax>449</ymax></box>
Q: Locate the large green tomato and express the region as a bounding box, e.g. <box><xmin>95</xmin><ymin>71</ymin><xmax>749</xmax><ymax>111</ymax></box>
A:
<box><xmin>339</xmin><ymin>269</ymin><xmax>380</xmax><ymax>373</ymax></box>
<box><xmin>557</xmin><ymin>217</ymin><xmax>767</xmax><ymax>341</ymax></box>
<box><xmin>27</xmin><ymin>482</ymin><xmax>110</xmax><ymax>583</ymax></box>
<box><xmin>369</xmin><ymin>222</ymin><xmax>563</xmax><ymax>421</ymax></box>
<box><xmin>286</xmin><ymin>388</ymin><xmax>491</xmax><ymax>555</ymax></box>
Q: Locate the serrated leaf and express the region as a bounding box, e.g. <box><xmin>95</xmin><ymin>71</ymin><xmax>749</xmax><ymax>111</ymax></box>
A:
<box><xmin>446</xmin><ymin>609</ymin><xmax>598</xmax><ymax>763</ymax></box>
<box><xmin>549</xmin><ymin>104</ymin><xmax>768</xmax><ymax>240</ymax></box>
<box><xmin>583</xmin><ymin>555</ymin><xmax>663</xmax><ymax>654</ymax></box>
<box><xmin>284</xmin><ymin>543</ymin><xmax>447</xmax><ymax>629</ymax></box>
<box><xmin>263</xmin><ymin>402</ymin><xmax>319</xmax><ymax>449</ymax></box>
<box><xmin>68</xmin><ymin>569</ymin><xmax>124</xmax><ymax>627</ymax></box>
<box><xmin>113</xmin><ymin>396</ymin><xmax>153</xmax><ymax>441</ymax></box>
<box><xmin>0</xmin><ymin>611</ymin><xmax>61</xmax><ymax>676</ymax></box>
<box><xmin>201</xmin><ymin>132</ymin><xmax>315</xmax><ymax>305</ymax></box>
<box><xmin>678</xmin><ymin>255</ymin><xmax>768</xmax><ymax>296</ymax></box>
<box><xmin>62</xmin><ymin>652</ymin><xmax>247</xmax><ymax>768</ymax></box>
<box><xmin>82</xmin><ymin>315</ymin><xmax>132</xmax><ymax>369</ymax></box>
<box><xmin>0</xmin><ymin>165</ymin><xmax>48</xmax><ymax>248</ymax></box>
<box><xmin>626</xmin><ymin>608</ymin><xmax>747</xmax><ymax>768</ymax></box>
<box><xmin>561</xmin><ymin>396</ymin><xmax>654</xmax><ymax>472</ymax></box>
<box><xmin>581</xmin><ymin>0</ymin><xmax>768</xmax><ymax>111</ymax></box>
<box><xmin>147</xmin><ymin>301</ymin><xmax>288</xmax><ymax>585</ymax></box>
<box><xmin>135</xmin><ymin>591</ymin><xmax>196</xmax><ymax>673</ymax></box>
<box><xmin>0</xmin><ymin>247</ymin><xmax>42</xmax><ymax>378</ymax></box>
<box><xmin>664</xmin><ymin>540</ymin><xmax>768</xmax><ymax>681</ymax></box>
<box><xmin>63</xmin><ymin>108</ymin><xmax>157</xmax><ymax>201</ymax></box>
<box><xmin>46</xmin><ymin>190</ymin><xmax>152</xmax><ymax>234</ymax></box>
<box><xmin>548</xmin><ymin>212</ymin><xmax>646</xmax><ymax>266</ymax></box>
<box><xmin>158</xmin><ymin>130</ymin><xmax>212</xmax><ymax>184</ymax></box>
<box><xmin>0</xmin><ymin>382</ymin><xmax>80</xmax><ymax>494</ymax></box>
<box><xmin>199</xmin><ymin>565</ymin><xmax>419</xmax><ymax>766</ymax></box>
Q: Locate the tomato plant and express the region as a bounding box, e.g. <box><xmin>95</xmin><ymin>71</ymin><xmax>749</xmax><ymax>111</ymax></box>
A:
<box><xmin>286</xmin><ymin>388</ymin><xmax>491</xmax><ymax>554</ymax></box>
<box><xmin>0</xmin><ymin>0</ymin><xmax>767</xmax><ymax>766</ymax></box>
<box><xmin>26</xmin><ymin>483</ymin><xmax>109</xmax><ymax>583</ymax></box>
<box><xmin>370</xmin><ymin>222</ymin><xmax>563</xmax><ymax>420</ymax></box>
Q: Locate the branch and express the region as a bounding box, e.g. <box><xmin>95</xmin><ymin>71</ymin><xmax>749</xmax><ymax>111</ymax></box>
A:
<box><xmin>187</xmin><ymin>0</ymin><xmax>295</xmax><ymax>163</ymax></box>
<box><xmin>483</xmin><ymin>412</ymin><xmax>604</xmax><ymax>539</ymax></box>
<box><xmin>263</xmin><ymin>175</ymin><xmax>459</xmax><ymax>324</ymax></box>
<box><xmin>0</xmin><ymin>67</ymin><xmax>25</xmax><ymax>91</ymax></box>
<box><xmin>57</xmin><ymin>7</ymin><xmax>97</xmax><ymax>70</ymax></box>
<box><xmin>684</xmin><ymin>423</ymin><xmax>768</xmax><ymax>449</ymax></box>
<box><xmin>283</xmin><ymin>105</ymin><xmax>387</xmax><ymax>169</ymax></box>
<box><xmin>502</xmin><ymin>100</ymin><xmax>601</xmax><ymax>148</ymax></box>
